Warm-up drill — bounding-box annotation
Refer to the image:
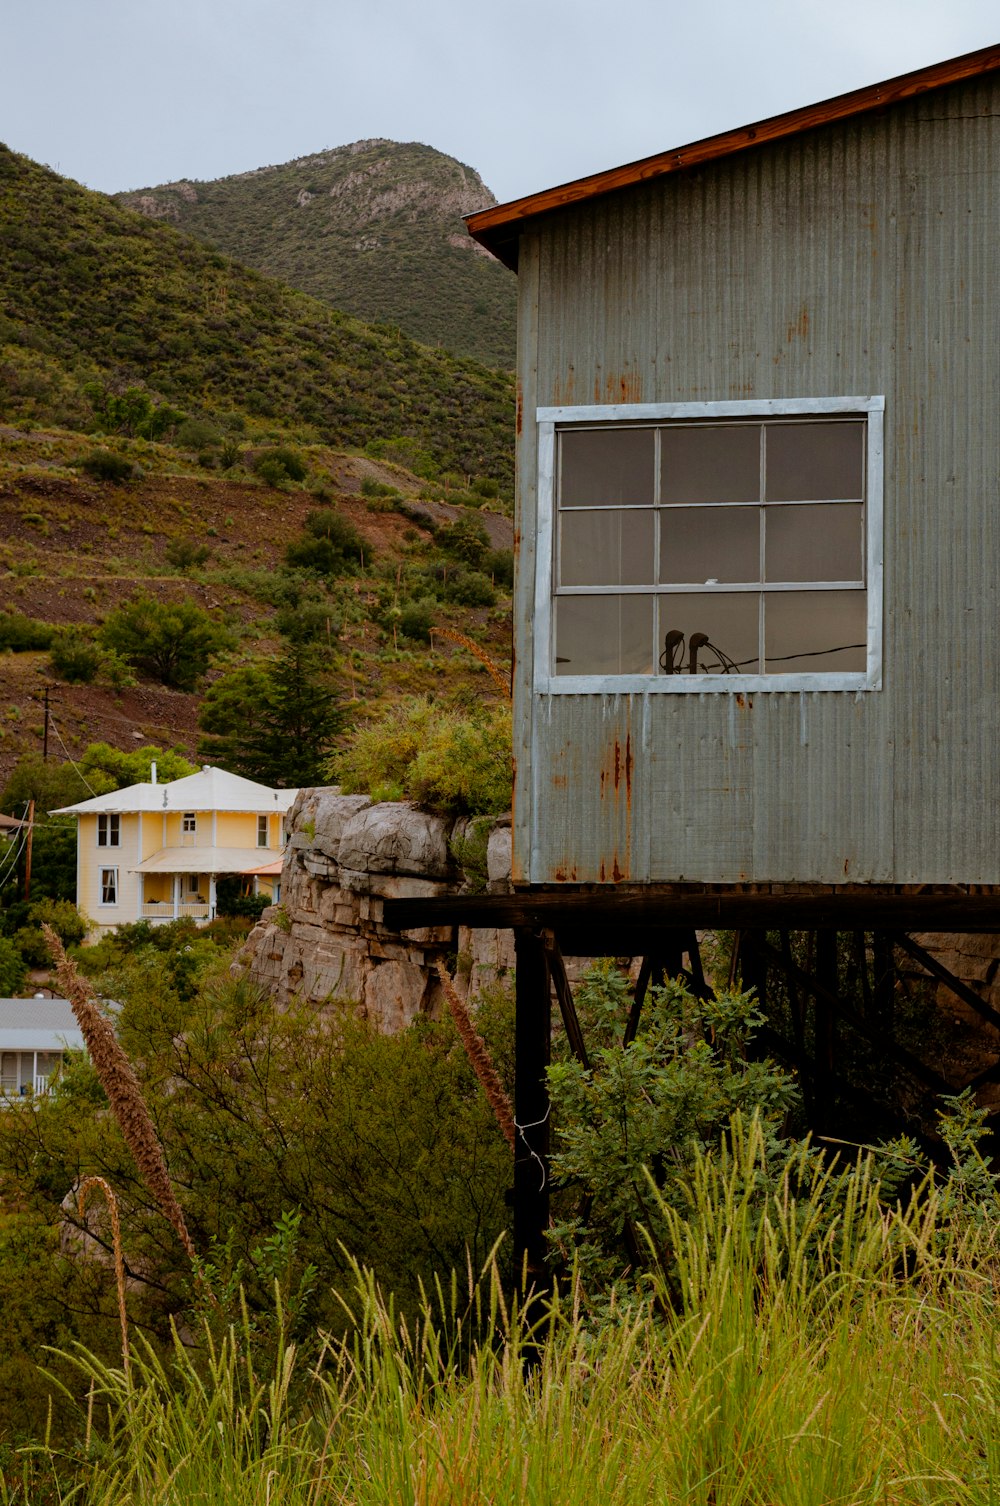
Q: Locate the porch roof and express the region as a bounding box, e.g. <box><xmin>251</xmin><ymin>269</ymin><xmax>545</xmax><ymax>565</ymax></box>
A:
<box><xmin>132</xmin><ymin>846</ymin><xmax>280</xmax><ymax>876</ymax></box>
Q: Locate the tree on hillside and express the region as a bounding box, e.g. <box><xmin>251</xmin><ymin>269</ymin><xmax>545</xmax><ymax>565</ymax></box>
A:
<box><xmin>100</xmin><ymin>594</ymin><xmax>235</xmax><ymax>690</ymax></box>
<box><xmin>198</xmin><ymin>646</ymin><xmax>347</xmax><ymax>787</ymax></box>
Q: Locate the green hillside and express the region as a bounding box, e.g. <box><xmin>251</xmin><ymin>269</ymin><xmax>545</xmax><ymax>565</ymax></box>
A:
<box><xmin>0</xmin><ymin>144</ymin><xmax>514</xmax><ymax>487</ymax></box>
<box><xmin>115</xmin><ymin>140</ymin><xmax>517</xmax><ymax>369</ymax></box>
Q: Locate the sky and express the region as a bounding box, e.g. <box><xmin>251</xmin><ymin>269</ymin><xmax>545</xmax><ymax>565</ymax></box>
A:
<box><xmin>3</xmin><ymin>1</ymin><xmax>997</xmax><ymax>207</ymax></box>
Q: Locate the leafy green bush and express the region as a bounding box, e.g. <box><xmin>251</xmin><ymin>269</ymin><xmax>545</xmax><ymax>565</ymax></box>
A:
<box><xmin>100</xmin><ymin>593</ymin><xmax>235</xmax><ymax>689</ymax></box>
<box><xmin>164</xmin><ymin>537</ymin><xmax>211</xmax><ymax>572</ymax></box>
<box><xmin>48</xmin><ymin>626</ymin><xmax>104</xmax><ymax>683</ymax></box>
<box><xmin>444</xmin><ymin>569</ymin><xmax>496</xmax><ymax>607</ymax></box>
<box><xmin>0</xmin><ymin>611</ymin><xmax>55</xmax><ymax>652</ymax></box>
<box><xmin>397</xmin><ymin>595</ymin><xmax>437</xmax><ymax>643</ymax></box>
<box><xmin>337</xmin><ymin>695</ymin><xmax>512</xmax><ymax>816</ymax></box>
<box><xmin>484</xmin><ymin>547</ymin><xmax>514</xmax><ymax>588</ymax></box>
<box><xmin>253</xmin><ymin>445</ymin><xmax>307</xmax><ymax>484</ymax></box>
<box><xmin>77</xmin><ymin>449</ymin><xmax>134</xmax><ymax>483</ymax></box>
<box><xmin>176</xmin><ymin>417</ymin><xmax>221</xmax><ymax>450</ymax></box>
<box><xmin>285</xmin><ymin>508</ymin><xmax>367</xmax><ymax>575</ymax></box>
<box><xmin>435</xmin><ymin>514</ymin><xmax>490</xmax><ymax>567</ymax></box>
<box><xmin>13</xmin><ymin>898</ymin><xmax>89</xmax><ymax>967</ymax></box>
<box><xmin>0</xmin><ymin>936</ymin><xmax>27</xmax><ymax>994</ymax></box>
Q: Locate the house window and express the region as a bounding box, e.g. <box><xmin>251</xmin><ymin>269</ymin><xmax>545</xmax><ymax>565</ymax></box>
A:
<box><xmin>97</xmin><ymin>813</ymin><xmax>120</xmax><ymax>847</ymax></box>
<box><xmin>539</xmin><ymin>397</ymin><xmax>883</xmax><ymax>691</ymax></box>
<box><xmin>182</xmin><ymin>813</ymin><xmax>197</xmax><ymax>834</ymax></box>
<box><xmin>100</xmin><ymin>867</ymin><xmax>118</xmax><ymax>905</ymax></box>
<box><xmin>257</xmin><ymin>815</ymin><xmax>269</xmax><ymax>848</ymax></box>
<box><xmin>187</xmin><ymin>874</ymin><xmax>200</xmax><ymax>895</ymax></box>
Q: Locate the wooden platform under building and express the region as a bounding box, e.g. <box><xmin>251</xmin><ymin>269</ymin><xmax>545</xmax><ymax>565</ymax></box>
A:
<box><xmin>384</xmin><ymin>885</ymin><xmax>1000</xmax><ymax>1294</ymax></box>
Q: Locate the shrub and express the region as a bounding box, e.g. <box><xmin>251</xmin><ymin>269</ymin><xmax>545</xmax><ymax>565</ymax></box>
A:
<box><xmin>285</xmin><ymin>508</ymin><xmax>367</xmax><ymax>575</ymax></box>
<box><xmin>337</xmin><ymin>696</ymin><xmax>512</xmax><ymax>816</ymax></box>
<box><xmin>0</xmin><ymin>612</ymin><xmax>55</xmax><ymax>652</ymax></box>
<box><xmin>48</xmin><ymin>627</ymin><xmax>104</xmax><ymax>683</ymax></box>
<box><xmin>484</xmin><ymin>548</ymin><xmax>514</xmax><ymax>589</ymax></box>
<box><xmin>77</xmin><ymin>449</ymin><xmax>134</xmax><ymax>483</ymax></box>
<box><xmin>397</xmin><ymin>596</ymin><xmax>437</xmax><ymax>643</ymax></box>
<box><xmin>176</xmin><ymin>417</ymin><xmax>221</xmax><ymax>450</ymax></box>
<box><xmin>444</xmin><ymin>569</ymin><xmax>497</xmax><ymax>607</ymax></box>
<box><xmin>164</xmin><ymin>537</ymin><xmax>211</xmax><ymax>572</ymax></box>
<box><xmin>435</xmin><ymin>514</ymin><xmax>490</xmax><ymax>568</ymax></box>
<box><xmin>13</xmin><ymin>899</ymin><xmax>89</xmax><ymax>968</ymax></box>
<box><xmin>253</xmin><ymin>446</ymin><xmax>307</xmax><ymax>484</ymax></box>
<box><xmin>0</xmin><ymin>936</ymin><xmax>27</xmax><ymax>995</ymax></box>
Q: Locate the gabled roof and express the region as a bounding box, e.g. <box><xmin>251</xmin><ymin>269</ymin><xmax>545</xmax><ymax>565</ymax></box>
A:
<box><xmin>52</xmin><ymin>766</ymin><xmax>299</xmax><ymax>817</ymax></box>
<box><xmin>467</xmin><ymin>43</ymin><xmax>1000</xmax><ymax>270</ymax></box>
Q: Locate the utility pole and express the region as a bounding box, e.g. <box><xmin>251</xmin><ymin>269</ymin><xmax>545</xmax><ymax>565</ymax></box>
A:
<box><xmin>23</xmin><ymin>799</ymin><xmax>34</xmax><ymax>903</ymax></box>
<box><xmin>42</xmin><ymin>687</ymin><xmax>50</xmax><ymax>761</ymax></box>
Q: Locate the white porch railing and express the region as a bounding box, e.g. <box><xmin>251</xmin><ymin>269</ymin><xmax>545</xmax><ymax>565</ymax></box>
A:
<box><xmin>141</xmin><ymin>900</ymin><xmax>211</xmax><ymax>920</ymax></box>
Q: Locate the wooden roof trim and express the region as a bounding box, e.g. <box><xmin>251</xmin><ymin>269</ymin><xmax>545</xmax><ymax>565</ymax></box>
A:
<box><xmin>467</xmin><ymin>42</ymin><xmax>1000</xmax><ymax>267</ymax></box>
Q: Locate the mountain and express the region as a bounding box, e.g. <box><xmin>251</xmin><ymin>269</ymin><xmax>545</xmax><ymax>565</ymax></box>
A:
<box><xmin>0</xmin><ymin>143</ymin><xmax>514</xmax><ymax>487</ymax></box>
<box><xmin>115</xmin><ymin>140</ymin><xmax>517</xmax><ymax>369</ymax></box>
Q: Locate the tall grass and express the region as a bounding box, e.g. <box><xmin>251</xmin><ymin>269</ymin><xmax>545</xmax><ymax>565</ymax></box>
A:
<box><xmin>10</xmin><ymin>1116</ymin><xmax>1000</xmax><ymax>1505</ymax></box>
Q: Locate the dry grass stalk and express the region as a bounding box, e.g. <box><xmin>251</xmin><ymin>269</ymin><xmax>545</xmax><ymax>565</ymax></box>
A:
<box><xmin>430</xmin><ymin>626</ymin><xmax>512</xmax><ymax>701</ymax></box>
<box><xmin>434</xmin><ymin>961</ymin><xmax>515</xmax><ymax>1149</ymax></box>
<box><xmin>43</xmin><ymin>925</ymin><xmax>197</xmax><ymax>1264</ymax></box>
<box><xmin>77</xmin><ymin>1175</ymin><xmax>130</xmax><ymax>1382</ymax></box>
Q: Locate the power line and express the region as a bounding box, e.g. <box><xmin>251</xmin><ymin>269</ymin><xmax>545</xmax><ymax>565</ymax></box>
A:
<box><xmin>46</xmin><ymin>713</ymin><xmax>100</xmax><ymax>798</ymax></box>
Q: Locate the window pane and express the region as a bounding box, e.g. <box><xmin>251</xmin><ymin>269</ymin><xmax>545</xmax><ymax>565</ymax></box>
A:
<box><xmin>560</xmin><ymin>510</ymin><xmax>654</xmax><ymax>586</ymax></box>
<box><xmin>660</xmin><ymin>506</ymin><xmax>760</xmax><ymax>584</ymax></box>
<box><xmin>765</xmin><ymin>421</ymin><xmax>864</xmax><ymax>501</ymax></box>
<box><xmin>766</xmin><ymin>503</ymin><xmax>863</xmax><ymax>582</ymax></box>
<box><xmin>764</xmin><ymin>590</ymin><xmax>867</xmax><ymax>673</ymax></box>
<box><xmin>661</xmin><ymin>424</ymin><xmax>760</xmax><ymax>504</ymax></box>
<box><xmin>658</xmin><ymin>593</ymin><xmax>760</xmax><ymax>674</ymax></box>
<box><xmin>560</xmin><ymin>428</ymin><xmax>654</xmax><ymax>507</ymax></box>
<box><xmin>555</xmin><ymin>595</ymin><xmax>654</xmax><ymax>675</ymax></box>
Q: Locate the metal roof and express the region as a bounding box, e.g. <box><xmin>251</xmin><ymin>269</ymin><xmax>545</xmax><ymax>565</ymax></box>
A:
<box><xmin>53</xmin><ymin>766</ymin><xmax>299</xmax><ymax>817</ymax></box>
<box><xmin>132</xmin><ymin>845</ymin><xmax>282</xmax><ymax>875</ymax></box>
<box><xmin>466</xmin><ymin>42</ymin><xmax>1000</xmax><ymax>269</ymax></box>
<box><xmin>0</xmin><ymin>998</ymin><xmax>85</xmax><ymax>1052</ymax></box>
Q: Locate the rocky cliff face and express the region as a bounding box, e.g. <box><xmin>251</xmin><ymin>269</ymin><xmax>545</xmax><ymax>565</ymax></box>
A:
<box><xmin>234</xmin><ymin>789</ymin><xmax>513</xmax><ymax>1030</ymax></box>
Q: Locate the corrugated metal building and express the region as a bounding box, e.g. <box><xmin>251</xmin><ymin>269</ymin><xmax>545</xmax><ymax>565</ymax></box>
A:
<box><xmin>469</xmin><ymin>44</ymin><xmax>1000</xmax><ymax>892</ymax></box>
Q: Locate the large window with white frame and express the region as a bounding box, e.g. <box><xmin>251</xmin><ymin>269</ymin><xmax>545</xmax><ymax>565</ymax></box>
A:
<box><xmin>537</xmin><ymin>397</ymin><xmax>883</xmax><ymax>691</ymax></box>
<box><xmin>99</xmin><ymin>867</ymin><xmax>118</xmax><ymax>906</ymax></box>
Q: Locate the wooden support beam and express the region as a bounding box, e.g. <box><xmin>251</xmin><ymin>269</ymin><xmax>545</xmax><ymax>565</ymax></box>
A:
<box><xmin>890</xmin><ymin>932</ymin><xmax>1000</xmax><ymax>1036</ymax></box>
<box><xmin>752</xmin><ymin>934</ymin><xmax>952</xmax><ymax>1097</ymax></box>
<box><xmin>541</xmin><ymin>930</ymin><xmax>589</xmax><ymax>1070</ymax></box>
<box><xmin>513</xmin><ymin>928</ymin><xmax>552</xmax><ymax>1299</ymax></box>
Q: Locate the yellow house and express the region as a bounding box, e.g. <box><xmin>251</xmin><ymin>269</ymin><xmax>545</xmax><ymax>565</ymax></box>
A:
<box><xmin>53</xmin><ymin>766</ymin><xmax>298</xmax><ymax>933</ymax></box>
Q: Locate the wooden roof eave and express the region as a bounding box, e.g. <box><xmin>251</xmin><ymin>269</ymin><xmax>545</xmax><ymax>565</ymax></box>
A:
<box><xmin>466</xmin><ymin>41</ymin><xmax>1000</xmax><ymax>270</ymax></box>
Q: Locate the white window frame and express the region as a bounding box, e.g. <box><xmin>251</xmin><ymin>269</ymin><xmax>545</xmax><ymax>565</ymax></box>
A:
<box><xmin>182</xmin><ymin>812</ymin><xmax>197</xmax><ymax>834</ymax></box>
<box><xmin>97</xmin><ymin>813</ymin><xmax>120</xmax><ymax>848</ymax></box>
<box><xmin>99</xmin><ymin>866</ymin><xmax>119</xmax><ymax>906</ymax></box>
<box><xmin>187</xmin><ymin>873</ymin><xmax>200</xmax><ymax>895</ymax></box>
<box><xmin>257</xmin><ymin>815</ymin><xmax>269</xmax><ymax>848</ymax></box>
<box><xmin>534</xmin><ymin>396</ymin><xmax>884</xmax><ymax>694</ymax></box>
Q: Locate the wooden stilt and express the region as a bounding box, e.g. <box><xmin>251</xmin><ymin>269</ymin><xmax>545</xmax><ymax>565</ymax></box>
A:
<box><xmin>542</xmin><ymin>930</ymin><xmax>589</xmax><ymax>1069</ymax></box>
<box><xmin>513</xmin><ymin>928</ymin><xmax>552</xmax><ymax>1301</ymax></box>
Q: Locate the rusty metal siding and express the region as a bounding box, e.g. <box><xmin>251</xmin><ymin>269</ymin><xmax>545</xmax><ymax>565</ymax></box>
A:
<box><xmin>514</xmin><ymin>75</ymin><xmax>1000</xmax><ymax>887</ymax></box>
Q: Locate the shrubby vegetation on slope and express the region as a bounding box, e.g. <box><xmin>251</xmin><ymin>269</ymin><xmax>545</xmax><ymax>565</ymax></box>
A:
<box><xmin>116</xmin><ymin>140</ymin><xmax>518</xmax><ymax>369</ymax></box>
<box><xmin>0</xmin><ymin>143</ymin><xmax>514</xmax><ymax>485</ymax></box>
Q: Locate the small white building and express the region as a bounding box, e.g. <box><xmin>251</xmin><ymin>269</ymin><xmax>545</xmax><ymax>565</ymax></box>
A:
<box><xmin>0</xmin><ymin>997</ymin><xmax>85</xmax><ymax>1099</ymax></box>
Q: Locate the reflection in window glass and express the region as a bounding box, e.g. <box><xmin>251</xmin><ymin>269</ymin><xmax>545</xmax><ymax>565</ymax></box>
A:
<box><xmin>559</xmin><ymin>428</ymin><xmax>654</xmax><ymax>507</ymax></box>
<box><xmin>661</xmin><ymin>424</ymin><xmax>760</xmax><ymax>505</ymax></box>
<box><xmin>560</xmin><ymin>510</ymin><xmax>655</xmax><ymax>586</ymax></box>
<box><xmin>658</xmin><ymin>593</ymin><xmax>760</xmax><ymax>674</ymax></box>
<box><xmin>765</xmin><ymin>422</ymin><xmax>864</xmax><ymax>502</ymax></box>
<box><xmin>765</xmin><ymin>591</ymin><xmax>867</xmax><ymax>673</ymax></box>
<box><xmin>555</xmin><ymin>595</ymin><xmax>654</xmax><ymax>675</ymax></box>
<box><xmin>766</xmin><ymin>503</ymin><xmax>863</xmax><ymax>582</ymax></box>
<box><xmin>661</xmin><ymin>506</ymin><xmax>760</xmax><ymax>584</ymax></box>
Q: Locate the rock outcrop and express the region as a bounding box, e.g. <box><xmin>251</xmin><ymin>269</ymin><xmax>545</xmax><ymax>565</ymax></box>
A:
<box><xmin>234</xmin><ymin>790</ymin><xmax>513</xmax><ymax>1031</ymax></box>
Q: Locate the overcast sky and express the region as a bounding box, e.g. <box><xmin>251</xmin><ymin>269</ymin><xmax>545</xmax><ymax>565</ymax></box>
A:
<box><xmin>3</xmin><ymin>1</ymin><xmax>997</xmax><ymax>206</ymax></box>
